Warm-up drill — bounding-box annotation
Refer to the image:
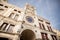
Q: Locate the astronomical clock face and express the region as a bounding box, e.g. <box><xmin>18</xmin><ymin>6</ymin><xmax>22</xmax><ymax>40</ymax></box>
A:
<box><xmin>26</xmin><ymin>16</ymin><xmax>34</xmax><ymax>23</ymax></box>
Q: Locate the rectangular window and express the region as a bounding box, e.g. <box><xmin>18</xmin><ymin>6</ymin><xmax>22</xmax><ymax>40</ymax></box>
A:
<box><xmin>38</xmin><ymin>19</ymin><xmax>43</xmax><ymax>22</ymax></box>
<box><xmin>7</xmin><ymin>24</ymin><xmax>15</xmax><ymax>33</ymax></box>
<box><xmin>0</xmin><ymin>22</ymin><xmax>8</xmax><ymax>31</ymax></box>
<box><xmin>4</xmin><ymin>6</ymin><xmax>8</xmax><ymax>8</ymax></box>
<box><xmin>39</xmin><ymin>23</ymin><xmax>46</xmax><ymax>30</ymax></box>
<box><xmin>0</xmin><ymin>4</ymin><xmax>3</xmax><ymax>6</ymax></box>
<box><xmin>51</xmin><ymin>35</ymin><xmax>57</xmax><ymax>40</ymax></box>
<box><xmin>9</xmin><ymin>13</ymin><xmax>14</xmax><ymax>18</ymax></box>
<box><xmin>0</xmin><ymin>8</ymin><xmax>4</xmax><ymax>11</ymax></box>
<box><xmin>50</xmin><ymin>27</ymin><xmax>52</xmax><ymax>31</ymax></box>
<box><xmin>0</xmin><ymin>7</ymin><xmax>4</xmax><ymax>12</ymax></box>
<box><xmin>14</xmin><ymin>14</ymin><xmax>19</xmax><ymax>20</ymax></box>
<box><xmin>18</xmin><ymin>11</ymin><xmax>21</xmax><ymax>13</ymax></box>
<box><xmin>41</xmin><ymin>33</ymin><xmax>49</xmax><ymax>40</ymax></box>
<box><xmin>0</xmin><ymin>37</ymin><xmax>9</xmax><ymax>40</ymax></box>
<box><xmin>39</xmin><ymin>23</ymin><xmax>42</xmax><ymax>29</ymax></box>
<box><xmin>45</xmin><ymin>22</ymin><xmax>50</xmax><ymax>25</ymax></box>
<box><xmin>14</xmin><ymin>9</ymin><xmax>17</xmax><ymax>11</ymax></box>
<box><xmin>42</xmin><ymin>24</ymin><xmax>45</xmax><ymax>30</ymax></box>
<box><xmin>47</xmin><ymin>26</ymin><xmax>52</xmax><ymax>32</ymax></box>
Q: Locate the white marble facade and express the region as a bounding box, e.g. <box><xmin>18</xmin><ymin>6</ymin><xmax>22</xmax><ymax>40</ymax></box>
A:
<box><xmin>0</xmin><ymin>0</ymin><xmax>58</xmax><ymax>40</ymax></box>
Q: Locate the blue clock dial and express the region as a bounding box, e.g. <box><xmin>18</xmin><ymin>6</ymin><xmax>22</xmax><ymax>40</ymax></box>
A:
<box><xmin>26</xmin><ymin>16</ymin><xmax>34</xmax><ymax>23</ymax></box>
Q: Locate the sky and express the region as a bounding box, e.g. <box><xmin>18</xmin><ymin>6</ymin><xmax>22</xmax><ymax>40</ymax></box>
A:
<box><xmin>8</xmin><ymin>0</ymin><xmax>60</xmax><ymax>31</ymax></box>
